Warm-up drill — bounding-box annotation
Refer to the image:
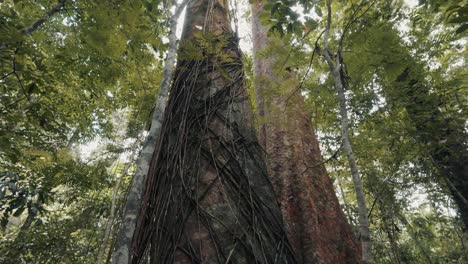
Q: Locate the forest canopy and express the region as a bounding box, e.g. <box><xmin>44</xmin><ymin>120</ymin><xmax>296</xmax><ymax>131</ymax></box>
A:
<box><xmin>0</xmin><ymin>0</ymin><xmax>466</xmax><ymax>263</ymax></box>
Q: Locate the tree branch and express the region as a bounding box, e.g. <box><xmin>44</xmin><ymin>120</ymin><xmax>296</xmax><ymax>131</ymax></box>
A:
<box><xmin>0</xmin><ymin>0</ymin><xmax>67</xmax><ymax>51</ymax></box>
<box><xmin>285</xmin><ymin>29</ymin><xmax>325</xmax><ymax>104</ymax></box>
<box><xmin>302</xmin><ymin>143</ymin><xmax>342</xmax><ymax>174</ymax></box>
<box><xmin>20</xmin><ymin>0</ymin><xmax>67</xmax><ymax>36</ymax></box>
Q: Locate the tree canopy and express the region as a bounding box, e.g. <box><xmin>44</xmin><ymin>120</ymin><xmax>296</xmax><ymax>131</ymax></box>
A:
<box><xmin>0</xmin><ymin>0</ymin><xmax>466</xmax><ymax>263</ymax></box>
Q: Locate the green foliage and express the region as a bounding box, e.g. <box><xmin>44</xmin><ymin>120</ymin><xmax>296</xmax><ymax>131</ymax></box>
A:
<box><xmin>263</xmin><ymin>0</ymin><xmax>322</xmax><ymax>37</ymax></box>
<box><xmin>0</xmin><ymin>0</ymin><xmax>466</xmax><ymax>262</ymax></box>
<box><xmin>277</xmin><ymin>0</ymin><xmax>468</xmax><ymax>262</ymax></box>
<box><xmin>0</xmin><ymin>0</ymin><xmax>168</xmax><ymax>262</ymax></box>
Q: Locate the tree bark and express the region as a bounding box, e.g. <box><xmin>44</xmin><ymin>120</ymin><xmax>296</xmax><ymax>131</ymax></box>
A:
<box><xmin>322</xmin><ymin>1</ymin><xmax>372</xmax><ymax>263</ymax></box>
<box><xmin>111</xmin><ymin>2</ymin><xmax>189</xmax><ymax>263</ymax></box>
<box><xmin>251</xmin><ymin>1</ymin><xmax>361</xmax><ymax>263</ymax></box>
<box><xmin>130</xmin><ymin>0</ymin><xmax>296</xmax><ymax>263</ymax></box>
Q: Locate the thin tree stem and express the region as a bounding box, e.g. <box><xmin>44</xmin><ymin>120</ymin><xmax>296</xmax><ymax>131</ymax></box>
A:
<box><xmin>110</xmin><ymin>1</ymin><xmax>190</xmax><ymax>263</ymax></box>
<box><xmin>322</xmin><ymin>1</ymin><xmax>373</xmax><ymax>263</ymax></box>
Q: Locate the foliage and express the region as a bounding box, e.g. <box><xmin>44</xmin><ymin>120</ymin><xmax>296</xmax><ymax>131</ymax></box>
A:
<box><xmin>0</xmin><ymin>0</ymin><xmax>466</xmax><ymax>262</ymax></box>
<box><xmin>253</xmin><ymin>0</ymin><xmax>467</xmax><ymax>261</ymax></box>
<box><xmin>0</xmin><ymin>0</ymin><xmax>169</xmax><ymax>262</ymax></box>
<box><xmin>294</xmin><ymin>0</ymin><xmax>467</xmax><ymax>262</ymax></box>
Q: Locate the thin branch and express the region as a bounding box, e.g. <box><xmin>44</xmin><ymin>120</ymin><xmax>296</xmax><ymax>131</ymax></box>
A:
<box><xmin>0</xmin><ymin>97</ymin><xmax>27</xmax><ymax>113</ymax></box>
<box><xmin>0</xmin><ymin>0</ymin><xmax>67</xmax><ymax>51</ymax></box>
<box><xmin>367</xmin><ymin>182</ymin><xmax>388</xmax><ymax>219</ymax></box>
<box><xmin>323</xmin><ymin>0</ymin><xmax>333</xmax><ymax>51</ymax></box>
<box><xmin>12</xmin><ymin>55</ymin><xmax>31</xmax><ymax>103</ymax></box>
<box><xmin>0</xmin><ymin>71</ymin><xmax>15</xmax><ymax>81</ymax></box>
<box><xmin>302</xmin><ymin>143</ymin><xmax>342</xmax><ymax>174</ymax></box>
<box><xmin>275</xmin><ymin>21</ymin><xmax>322</xmax><ymax>75</ymax></box>
<box><xmin>285</xmin><ymin>29</ymin><xmax>325</xmax><ymax>104</ymax></box>
<box><xmin>342</xmin><ymin>49</ymin><xmax>406</xmax><ymax>57</ymax></box>
<box><xmin>339</xmin><ymin>0</ymin><xmax>378</xmax><ymax>50</ymax></box>
<box><xmin>20</xmin><ymin>0</ymin><xmax>67</xmax><ymax>35</ymax></box>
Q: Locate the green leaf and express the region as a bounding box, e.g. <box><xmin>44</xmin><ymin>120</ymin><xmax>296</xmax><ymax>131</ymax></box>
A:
<box><xmin>315</xmin><ymin>5</ymin><xmax>323</xmax><ymax>17</ymax></box>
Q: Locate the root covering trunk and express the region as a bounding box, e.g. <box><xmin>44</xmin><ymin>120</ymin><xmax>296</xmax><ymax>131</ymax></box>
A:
<box><xmin>130</xmin><ymin>0</ymin><xmax>296</xmax><ymax>263</ymax></box>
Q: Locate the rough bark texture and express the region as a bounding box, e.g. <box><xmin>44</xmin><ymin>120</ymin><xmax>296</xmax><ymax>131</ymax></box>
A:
<box><xmin>111</xmin><ymin>2</ymin><xmax>188</xmax><ymax>263</ymax></box>
<box><xmin>251</xmin><ymin>1</ymin><xmax>361</xmax><ymax>263</ymax></box>
<box><xmin>322</xmin><ymin>2</ymin><xmax>372</xmax><ymax>263</ymax></box>
<box><xmin>395</xmin><ymin>67</ymin><xmax>468</xmax><ymax>230</ymax></box>
<box><xmin>130</xmin><ymin>0</ymin><xmax>296</xmax><ymax>263</ymax></box>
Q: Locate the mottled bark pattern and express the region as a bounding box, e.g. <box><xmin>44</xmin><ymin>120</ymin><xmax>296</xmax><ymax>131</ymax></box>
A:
<box><xmin>251</xmin><ymin>1</ymin><xmax>361</xmax><ymax>263</ymax></box>
<box><xmin>131</xmin><ymin>0</ymin><xmax>296</xmax><ymax>263</ymax></box>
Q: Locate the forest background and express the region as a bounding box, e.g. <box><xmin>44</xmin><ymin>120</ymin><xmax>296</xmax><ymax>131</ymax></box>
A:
<box><xmin>0</xmin><ymin>0</ymin><xmax>467</xmax><ymax>263</ymax></box>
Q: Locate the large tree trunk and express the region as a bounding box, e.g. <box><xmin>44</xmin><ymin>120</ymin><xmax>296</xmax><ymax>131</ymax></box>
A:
<box><xmin>130</xmin><ymin>0</ymin><xmax>296</xmax><ymax>263</ymax></box>
<box><xmin>251</xmin><ymin>1</ymin><xmax>361</xmax><ymax>263</ymax></box>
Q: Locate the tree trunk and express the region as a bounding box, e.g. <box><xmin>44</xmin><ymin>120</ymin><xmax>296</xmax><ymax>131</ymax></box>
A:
<box><xmin>395</xmin><ymin>67</ymin><xmax>468</xmax><ymax>230</ymax></box>
<box><xmin>111</xmin><ymin>2</ymin><xmax>189</xmax><ymax>263</ymax></box>
<box><xmin>98</xmin><ymin>164</ymin><xmax>129</xmax><ymax>264</ymax></box>
<box><xmin>332</xmin><ymin>61</ymin><xmax>373</xmax><ymax>264</ymax></box>
<box><xmin>251</xmin><ymin>1</ymin><xmax>361</xmax><ymax>263</ymax></box>
<box><xmin>130</xmin><ymin>0</ymin><xmax>296</xmax><ymax>263</ymax></box>
<box><xmin>322</xmin><ymin>2</ymin><xmax>372</xmax><ymax>263</ymax></box>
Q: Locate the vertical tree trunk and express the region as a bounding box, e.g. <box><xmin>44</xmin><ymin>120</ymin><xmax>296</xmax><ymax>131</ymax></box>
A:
<box><xmin>395</xmin><ymin>67</ymin><xmax>468</xmax><ymax>230</ymax></box>
<box><xmin>130</xmin><ymin>0</ymin><xmax>296</xmax><ymax>263</ymax></box>
<box><xmin>322</xmin><ymin>2</ymin><xmax>372</xmax><ymax>263</ymax></box>
<box><xmin>251</xmin><ymin>1</ymin><xmax>361</xmax><ymax>263</ymax></box>
<box><xmin>111</xmin><ymin>2</ymin><xmax>189</xmax><ymax>263</ymax></box>
<box><xmin>98</xmin><ymin>164</ymin><xmax>130</xmax><ymax>264</ymax></box>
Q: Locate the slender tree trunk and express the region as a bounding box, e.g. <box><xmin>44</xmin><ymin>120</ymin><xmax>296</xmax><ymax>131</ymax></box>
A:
<box><xmin>251</xmin><ymin>1</ymin><xmax>361</xmax><ymax>263</ymax></box>
<box><xmin>130</xmin><ymin>0</ymin><xmax>295</xmax><ymax>263</ymax></box>
<box><xmin>98</xmin><ymin>164</ymin><xmax>131</xmax><ymax>264</ymax></box>
<box><xmin>111</xmin><ymin>2</ymin><xmax>189</xmax><ymax>263</ymax></box>
<box><xmin>337</xmin><ymin>173</ymin><xmax>353</xmax><ymax>225</ymax></box>
<box><xmin>395</xmin><ymin>67</ymin><xmax>468</xmax><ymax>230</ymax></box>
<box><xmin>322</xmin><ymin>1</ymin><xmax>372</xmax><ymax>263</ymax></box>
